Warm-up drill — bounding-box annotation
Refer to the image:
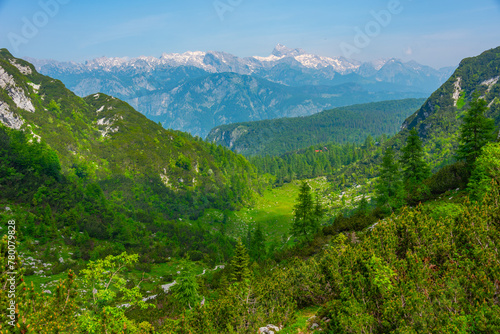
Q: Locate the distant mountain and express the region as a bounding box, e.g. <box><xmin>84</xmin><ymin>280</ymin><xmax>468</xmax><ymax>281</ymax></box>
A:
<box><xmin>26</xmin><ymin>44</ymin><xmax>455</xmax><ymax>137</ymax></box>
<box><xmin>0</xmin><ymin>48</ymin><xmax>257</xmax><ymax>219</ymax></box>
<box><xmin>206</xmin><ymin>98</ymin><xmax>426</xmax><ymax>156</ymax></box>
<box><xmin>128</xmin><ymin>73</ymin><xmax>426</xmax><ymax>137</ymax></box>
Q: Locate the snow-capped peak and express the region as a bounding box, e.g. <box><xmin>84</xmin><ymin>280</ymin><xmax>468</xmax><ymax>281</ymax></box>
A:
<box><xmin>271</xmin><ymin>43</ymin><xmax>307</xmax><ymax>58</ymax></box>
<box><xmin>27</xmin><ymin>45</ymin><xmax>441</xmax><ymax>79</ymax></box>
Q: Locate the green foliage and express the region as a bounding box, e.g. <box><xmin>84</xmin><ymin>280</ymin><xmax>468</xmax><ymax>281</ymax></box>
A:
<box><xmin>468</xmin><ymin>142</ymin><xmax>500</xmax><ymax>199</ymax></box>
<box><xmin>368</xmin><ymin>255</ymin><xmax>396</xmax><ymax>293</ymax></box>
<box><xmin>423</xmin><ymin>161</ymin><xmax>469</xmax><ymax>195</ymax></box>
<box><xmin>456</xmin><ymin>91</ymin><xmax>466</xmax><ymax>110</ymax></box>
<box><xmin>0</xmin><ymin>235</ymin><xmax>77</xmax><ymax>333</ymax></box>
<box><xmin>248</xmin><ymin>224</ymin><xmax>267</xmax><ymax>261</ymax></box>
<box><xmin>291</xmin><ymin>181</ymin><xmax>324</xmax><ymax>239</ymax></box>
<box><xmin>230</xmin><ymin>239</ymin><xmax>251</xmax><ymax>283</ymax></box>
<box><xmin>251</xmin><ymin>137</ymin><xmax>382</xmax><ymax>185</ymax></box>
<box><xmin>170</xmin><ymin>259</ymin><xmax>201</xmax><ymax>309</ymax></box>
<box><xmin>375</xmin><ymin>147</ymin><xmax>404</xmax><ymax>210</ymax></box>
<box><xmin>400</xmin><ymin>128</ymin><xmax>431</xmax><ymax>188</ymax></box>
<box><xmin>208</xmin><ymin>99</ymin><xmax>425</xmax><ymax>156</ymax></box>
<box><xmin>456</xmin><ymin>96</ymin><xmax>496</xmax><ymax>169</ymax></box>
<box><xmin>78</xmin><ymin>252</ymin><xmax>153</xmax><ymax>333</ymax></box>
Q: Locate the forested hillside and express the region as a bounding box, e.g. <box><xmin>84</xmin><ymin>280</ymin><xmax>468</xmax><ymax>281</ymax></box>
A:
<box><xmin>250</xmin><ymin>135</ymin><xmax>386</xmax><ymax>185</ymax></box>
<box><xmin>332</xmin><ymin>46</ymin><xmax>500</xmax><ymax>189</ymax></box>
<box><xmin>207</xmin><ymin>98</ymin><xmax>425</xmax><ymax>156</ymax></box>
<box><xmin>400</xmin><ymin>45</ymin><xmax>500</xmax><ymax>168</ymax></box>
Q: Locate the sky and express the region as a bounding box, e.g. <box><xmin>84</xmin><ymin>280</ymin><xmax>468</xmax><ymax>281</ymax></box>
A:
<box><xmin>0</xmin><ymin>0</ymin><xmax>500</xmax><ymax>69</ymax></box>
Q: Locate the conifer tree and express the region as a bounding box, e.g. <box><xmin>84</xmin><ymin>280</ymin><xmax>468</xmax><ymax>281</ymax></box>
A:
<box><xmin>376</xmin><ymin>147</ymin><xmax>404</xmax><ymax>210</ymax></box>
<box><xmin>400</xmin><ymin>128</ymin><xmax>430</xmax><ymax>188</ymax></box>
<box><xmin>313</xmin><ymin>195</ymin><xmax>325</xmax><ymax>232</ymax></box>
<box><xmin>292</xmin><ymin>181</ymin><xmax>315</xmax><ymax>239</ymax></box>
<box><xmin>250</xmin><ymin>224</ymin><xmax>266</xmax><ymax>261</ymax></box>
<box><xmin>171</xmin><ymin>259</ymin><xmax>201</xmax><ymax>309</ymax></box>
<box><xmin>456</xmin><ymin>96</ymin><xmax>496</xmax><ymax>170</ymax></box>
<box><xmin>290</xmin><ymin>181</ymin><xmax>325</xmax><ymax>240</ymax></box>
<box><xmin>230</xmin><ymin>239</ymin><xmax>251</xmax><ymax>282</ymax></box>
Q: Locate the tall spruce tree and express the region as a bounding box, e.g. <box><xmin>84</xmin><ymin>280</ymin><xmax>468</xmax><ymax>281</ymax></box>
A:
<box><xmin>400</xmin><ymin>128</ymin><xmax>430</xmax><ymax>188</ymax></box>
<box><xmin>249</xmin><ymin>224</ymin><xmax>266</xmax><ymax>261</ymax></box>
<box><xmin>230</xmin><ymin>238</ymin><xmax>251</xmax><ymax>282</ymax></box>
<box><xmin>292</xmin><ymin>181</ymin><xmax>317</xmax><ymax>239</ymax></box>
<box><xmin>170</xmin><ymin>259</ymin><xmax>201</xmax><ymax>309</ymax></box>
<box><xmin>376</xmin><ymin>147</ymin><xmax>404</xmax><ymax>210</ymax></box>
<box><xmin>456</xmin><ymin>96</ymin><xmax>496</xmax><ymax>170</ymax></box>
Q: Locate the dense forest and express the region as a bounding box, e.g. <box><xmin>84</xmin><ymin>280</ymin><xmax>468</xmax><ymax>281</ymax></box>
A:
<box><xmin>1</xmin><ymin>46</ymin><xmax>500</xmax><ymax>333</ymax></box>
<box><xmin>206</xmin><ymin>98</ymin><xmax>425</xmax><ymax>156</ymax></box>
<box><xmin>250</xmin><ymin>135</ymin><xmax>388</xmax><ymax>186</ymax></box>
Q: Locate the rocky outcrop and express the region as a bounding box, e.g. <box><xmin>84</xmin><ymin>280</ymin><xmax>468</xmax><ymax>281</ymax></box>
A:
<box><xmin>0</xmin><ymin>101</ymin><xmax>24</xmax><ymax>129</ymax></box>
<box><xmin>0</xmin><ymin>65</ymin><xmax>35</xmax><ymax>113</ymax></box>
<box><xmin>257</xmin><ymin>324</ymin><xmax>281</xmax><ymax>333</ymax></box>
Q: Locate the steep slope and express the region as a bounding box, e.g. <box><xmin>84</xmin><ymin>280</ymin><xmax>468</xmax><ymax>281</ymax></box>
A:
<box><xmin>207</xmin><ymin>98</ymin><xmax>426</xmax><ymax>156</ymax></box>
<box><xmin>400</xmin><ymin>46</ymin><xmax>500</xmax><ymax>167</ymax></box>
<box><xmin>0</xmin><ymin>48</ymin><xmax>257</xmax><ymax>219</ymax></box>
<box><xmin>334</xmin><ymin>46</ymin><xmax>500</xmax><ymax>187</ymax></box>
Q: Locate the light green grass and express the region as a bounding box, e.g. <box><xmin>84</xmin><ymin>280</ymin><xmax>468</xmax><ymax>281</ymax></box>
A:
<box><xmin>281</xmin><ymin>306</ymin><xmax>322</xmax><ymax>333</ymax></box>
<box><xmin>195</xmin><ymin>176</ymin><xmax>374</xmax><ymax>247</ymax></box>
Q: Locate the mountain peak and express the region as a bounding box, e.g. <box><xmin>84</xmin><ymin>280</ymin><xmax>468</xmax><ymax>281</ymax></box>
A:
<box><xmin>272</xmin><ymin>43</ymin><xmax>307</xmax><ymax>57</ymax></box>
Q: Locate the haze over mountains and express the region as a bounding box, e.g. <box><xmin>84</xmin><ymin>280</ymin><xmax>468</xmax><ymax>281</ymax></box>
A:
<box><xmin>27</xmin><ymin>44</ymin><xmax>456</xmax><ymax>137</ymax></box>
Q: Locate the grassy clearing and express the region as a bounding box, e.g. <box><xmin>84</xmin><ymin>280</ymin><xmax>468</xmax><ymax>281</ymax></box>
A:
<box><xmin>195</xmin><ymin>176</ymin><xmax>374</xmax><ymax>247</ymax></box>
<box><xmin>281</xmin><ymin>306</ymin><xmax>322</xmax><ymax>333</ymax></box>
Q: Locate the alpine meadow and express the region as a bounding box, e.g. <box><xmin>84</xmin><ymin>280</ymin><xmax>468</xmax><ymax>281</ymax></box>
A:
<box><xmin>1</xmin><ymin>1</ymin><xmax>500</xmax><ymax>333</ymax></box>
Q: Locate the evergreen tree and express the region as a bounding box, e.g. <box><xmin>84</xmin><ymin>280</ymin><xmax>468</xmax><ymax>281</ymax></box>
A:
<box><xmin>250</xmin><ymin>224</ymin><xmax>266</xmax><ymax>261</ymax></box>
<box><xmin>376</xmin><ymin>147</ymin><xmax>404</xmax><ymax>210</ymax></box>
<box><xmin>400</xmin><ymin>128</ymin><xmax>430</xmax><ymax>188</ymax></box>
<box><xmin>313</xmin><ymin>195</ymin><xmax>325</xmax><ymax>232</ymax></box>
<box><xmin>456</xmin><ymin>96</ymin><xmax>496</xmax><ymax>170</ymax></box>
<box><xmin>292</xmin><ymin>181</ymin><xmax>315</xmax><ymax>239</ymax></box>
<box><xmin>170</xmin><ymin>259</ymin><xmax>201</xmax><ymax>309</ymax></box>
<box><xmin>230</xmin><ymin>238</ymin><xmax>251</xmax><ymax>282</ymax></box>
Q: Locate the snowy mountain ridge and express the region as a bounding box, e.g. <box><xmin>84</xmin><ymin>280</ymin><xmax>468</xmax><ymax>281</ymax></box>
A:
<box><xmin>27</xmin><ymin>43</ymin><xmax>441</xmax><ymax>76</ymax></box>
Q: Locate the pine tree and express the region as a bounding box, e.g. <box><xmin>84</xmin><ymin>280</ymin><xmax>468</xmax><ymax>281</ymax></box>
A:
<box><xmin>292</xmin><ymin>181</ymin><xmax>315</xmax><ymax>239</ymax></box>
<box><xmin>313</xmin><ymin>195</ymin><xmax>325</xmax><ymax>232</ymax></box>
<box><xmin>230</xmin><ymin>239</ymin><xmax>251</xmax><ymax>282</ymax></box>
<box><xmin>400</xmin><ymin>128</ymin><xmax>430</xmax><ymax>188</ymax></box>
<box><xmin>250</xmin><ymin>224</ymin><xmax>266</xmax><ymax>261</ymax></box>
<box><xmin>171</xmin><ymin>259</ymin><xmax>201</xmax><ymax>309</ymax></box>
<box><xmin>376</xmin><ymin>147</ymin><xmax>404</xmax><ymax>210</ymax></box>
<box><xmin>456</xmin><ymin>96</ymin><xmax>496</xmax><ymax>170</ymax></box>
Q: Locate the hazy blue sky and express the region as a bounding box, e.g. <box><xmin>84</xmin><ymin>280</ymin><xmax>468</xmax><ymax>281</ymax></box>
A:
<box><xmin>1</xmin><ymin>0</ymin><xmax>500</xmax><ymax>68</ymax></box>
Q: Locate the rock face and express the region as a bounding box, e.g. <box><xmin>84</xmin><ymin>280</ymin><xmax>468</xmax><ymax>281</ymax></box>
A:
<box><xmin>0</xmin><ymin>65</ymin><xmax>35</xmax><ymax>113</ymax></box>
<box><xmin>0</xmin><ymin>60</ymin><xmax>39</xmax><ymax>130</ymax></box>
<box><xmin>0</xmin><ymin>101</ymin><xmax>24</xmax><ymax>129</ymax></box>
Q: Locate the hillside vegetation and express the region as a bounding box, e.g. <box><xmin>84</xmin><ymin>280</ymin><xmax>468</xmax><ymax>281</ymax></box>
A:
<box><xmin>0</xmin><ymin>47</ymin><xmax>500</xmax><ymax>333</ymax></box>
<box><xmin>207</xmin><ymin>98</ymin><xmax>425</xmax><ymax>156</ymax></box>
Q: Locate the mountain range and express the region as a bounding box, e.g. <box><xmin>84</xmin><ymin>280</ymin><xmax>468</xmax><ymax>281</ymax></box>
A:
<box><xmin>26</xmin><ymin>44</ymin><xmax>455</xmax><ymax>137</ymax></box>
